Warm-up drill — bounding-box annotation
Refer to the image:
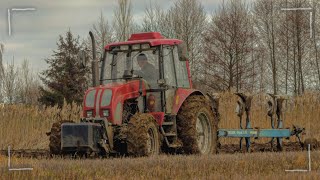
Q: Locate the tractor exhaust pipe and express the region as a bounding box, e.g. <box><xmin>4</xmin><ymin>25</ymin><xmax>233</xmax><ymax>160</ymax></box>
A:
<box><xmin>89</xmin><ymin>31</ymin><xmax>99</xmax><ymax>87</ymax></box>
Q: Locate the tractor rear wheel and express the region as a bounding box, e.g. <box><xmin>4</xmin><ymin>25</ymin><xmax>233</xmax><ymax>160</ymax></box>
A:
<box><xmin>127</xmin><ymin>113</ymin><xmax>160</xmax><ymax>156</ymax></box>
<box><xmin>177</xmin><ymin>95</ymin><xmax>218</xmax><ymax>155</ymax></box>
<box><xmin>48</xmin><ymin>120</ymin><xmax>73</xmax><ymax>155</ymax></box>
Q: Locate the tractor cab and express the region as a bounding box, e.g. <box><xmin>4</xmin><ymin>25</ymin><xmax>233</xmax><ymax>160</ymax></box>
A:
<box><xmin>101</xmin><ymin>32</ymin><xmax>191</xmax><ymax>89</ymax></box>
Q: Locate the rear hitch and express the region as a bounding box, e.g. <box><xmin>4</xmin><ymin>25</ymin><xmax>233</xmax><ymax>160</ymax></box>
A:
<box><xmin>235</xmin><ymin>93</ymin><xmax>253</xmax><ymax>152</ymax></box>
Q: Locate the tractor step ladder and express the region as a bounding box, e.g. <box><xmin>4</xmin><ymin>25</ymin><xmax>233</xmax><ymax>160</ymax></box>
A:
<box><xmin>164</xmin><ymin>133</ymin><xmax>177</xmax><ymax>136</ymax></box>
<box><xmin>160</xmin><ymin>115</ymin><xmax>180</xmax><ymax>148</ymax></box>
<box><xmin>162</xmin><ymin>121</ymin><xmax>174</xmax><ymax>126</ymax></box>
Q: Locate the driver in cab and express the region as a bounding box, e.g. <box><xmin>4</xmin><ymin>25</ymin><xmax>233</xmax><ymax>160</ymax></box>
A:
<box><xmin>134</xmin><ymin>53</ymin><xmax>157</xmax><ymax>85</ymax></box>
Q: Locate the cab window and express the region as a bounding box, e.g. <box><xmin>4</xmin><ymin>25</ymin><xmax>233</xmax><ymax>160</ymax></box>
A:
<box><xmin>163</xmin><ymin>46</ymin><xmax>177</xmax><ymax>87</ymax></box>
<box><xmin>173</xmin><ymin>46</ymin><xmax>190</xmax><ymax>88</ymax></box>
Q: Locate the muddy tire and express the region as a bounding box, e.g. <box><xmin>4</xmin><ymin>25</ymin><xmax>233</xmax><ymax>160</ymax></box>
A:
<box><xmin>127</xmin><ymin>113</ymin><xmax>160</xmax><ymax>157</ymax></box>
<box><xmin>48</xmin><ymin>120</ymin><xmax>73</xmax><ymax>155</ymax></box>
<box><xmin>177</xmin><ymin>95</ymin><xmax>218</xmax><ymax>155</ymax></box>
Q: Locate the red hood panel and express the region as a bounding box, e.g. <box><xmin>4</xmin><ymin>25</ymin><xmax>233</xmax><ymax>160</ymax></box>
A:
<box><xmin>83</xmin><ymin>80</ymin><xmax>147</xmax><ymax>125</ymax></box>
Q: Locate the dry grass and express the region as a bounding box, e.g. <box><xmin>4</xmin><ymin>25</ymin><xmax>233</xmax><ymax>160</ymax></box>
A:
<box><xmin>0</xmin><ymin>92</ymin><xmax>319</xmax><ymax>149</ymax></box>
<box><xmin>0</xmin><ymin>151</ymin><xmax>319</xmax><ymax>179</ymax></box>
<box><xmin>0</xmin><ymin>102</ymin><xmax>81</xmax><ymax>149</ymax></box>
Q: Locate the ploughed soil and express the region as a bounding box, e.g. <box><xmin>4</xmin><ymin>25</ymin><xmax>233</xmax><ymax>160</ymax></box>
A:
<box><xmin>218</xmin><ymin>142</ymin><xmax>304</xmax><ymax>154</ymax></box>
<box><xmin>0</xmin><ymin>142</ymin><xmax>308</xmax><ymax>158</ymax></box>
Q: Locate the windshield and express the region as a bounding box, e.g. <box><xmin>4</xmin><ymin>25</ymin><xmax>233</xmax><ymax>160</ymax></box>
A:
<box><xmin>102</xmin><ymin>47</ymin><xmax>160</xmax><ymax>87</ymax></box>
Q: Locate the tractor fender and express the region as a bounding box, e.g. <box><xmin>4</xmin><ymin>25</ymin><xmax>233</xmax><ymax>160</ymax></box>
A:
<box><xmin>171</xmin><ymin>88</ymin><xmax>205</xmax><ymax>115</ymax></box>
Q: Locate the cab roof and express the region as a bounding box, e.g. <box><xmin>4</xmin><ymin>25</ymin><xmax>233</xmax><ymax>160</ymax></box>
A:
<box><xmin>104</xmin><ymin>32</ymin><xmax>182</xmax><ymax>50</ymax></box>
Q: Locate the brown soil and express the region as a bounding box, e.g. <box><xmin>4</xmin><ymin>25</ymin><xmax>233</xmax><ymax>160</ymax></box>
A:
<box><xmin>218</xmin><ymin>142</ymin><xmax>304</xmax><ymax>154</ymax></box>
<box><xmin>303</xmin><ymin>138</ymin><xmax>318</xmax><ymax>150</ymax></box>
<box><xmin>0</xmin><ymin>141</ymin><xmax>307</xmax><ymax>158</ymax></box>
<box><xmin>127</xmin><ymin>113</ymin><xmax>160</xmax><ymax>157</ymax></box>
<box><xmin>177</xmin><ymin>95</ymin><xmax>219</xmax><ymax>154</ymax></box>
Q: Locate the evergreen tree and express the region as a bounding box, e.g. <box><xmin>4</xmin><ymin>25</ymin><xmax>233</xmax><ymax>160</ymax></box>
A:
<box><xmin>40</xmin><ymin>30</ymin><xmax>89</xmax><ymax>106</ymax></box>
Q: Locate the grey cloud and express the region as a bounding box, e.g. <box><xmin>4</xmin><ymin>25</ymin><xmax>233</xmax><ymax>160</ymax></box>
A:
<box><xmin>0</xmin><ymin>0</ymin><xmax>221</xmax><ymax>73</ymax></box>
<box><xmin>0</xmin><ymin>0</ymin><xmax>114</xmax><ymax>9</ymax></box>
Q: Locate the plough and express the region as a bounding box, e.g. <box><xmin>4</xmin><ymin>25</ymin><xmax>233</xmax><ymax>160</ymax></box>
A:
<box><xmin>217</xmin><ymin>93</ymin><xmax>305</xmax><ymax>152</ymax></box>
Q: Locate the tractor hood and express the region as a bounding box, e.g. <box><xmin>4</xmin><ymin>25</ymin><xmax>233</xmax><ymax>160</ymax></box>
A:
<box><xmin>83</xmin><ymin>80</ymin><xmax>148</xmax><ymax>125</ymax></box>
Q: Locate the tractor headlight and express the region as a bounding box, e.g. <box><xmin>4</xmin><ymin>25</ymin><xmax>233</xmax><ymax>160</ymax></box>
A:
<box><xmin>120</xmin><ymin>45</ymin><xmax>129</xmax><ymax>51</ymax></box>
<box><xmin>132</xmin><ymin>44</ymin><xmax>140</xmax><ymax>50</ymax></box>
<box><xmin>141</xmin><ymin>44</ymin><xmax>150</xmax><ymax>49</ymax></box>
<box><xmin>86</xmin><ymin>110</ymin><xmax>93</xmax><ymax>118</ymax></box>
<box><xmin>102</xmin><ymin>109</ymin><xmax>109</xmax><ymax>117</ymax></box>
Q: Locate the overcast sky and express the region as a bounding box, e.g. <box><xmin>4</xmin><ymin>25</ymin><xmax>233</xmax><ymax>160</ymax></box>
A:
<box><xmin>0</xmin><ymin>0</ymin><xmax>221</xmax><ymax>72</ymax></box>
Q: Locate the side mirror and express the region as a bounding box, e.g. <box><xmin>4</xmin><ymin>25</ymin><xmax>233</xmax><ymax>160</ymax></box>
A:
<box><xmin>78</xmin><ymin>50</ymin><xmax>87</xmax><ymax>68</ymax></box>
<box><xmin>123</xmin><ymin>70</ymin><xmax>133</xmax><ymax>79</ymax></box>
<box><xmin>178</xmin><ymin>43</ymin><xmax>188</xmax><ymax>61</ymax></box>
<box><xmin>157</xmin><ymin>79</ymin><xmax>167</xmax><ymax>87</ymax></box>
<box><xmin>99</xmin><ymin>53</ymin><xmax>103</xmax><ymax>62</ymax></box>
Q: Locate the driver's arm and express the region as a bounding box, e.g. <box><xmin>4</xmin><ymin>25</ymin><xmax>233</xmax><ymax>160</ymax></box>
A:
<box><xmin>133</xmin><ymin>70</ymin><xmax>144</xmax><ymax>78</ymax></box>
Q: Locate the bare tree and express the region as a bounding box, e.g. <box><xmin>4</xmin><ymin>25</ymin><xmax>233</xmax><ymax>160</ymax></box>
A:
<box><xmin>254</xmin><ymin>0</ymin><xmax>281</xmax><ymax>95</ymax></box>
<box><xmin>0</xmin><ymin>59</ymin><xmax>41</xmax><ymax>104</ymax></box>
<box><xmin>16</xmin><ymin>60</ymin><xmax>41</xmax><ymax>104</ymax></box>
<box><xmin>0</xmin><ymin>44</ymin><xmax>4</xmax><ymax>103</ymax></box>
<box><xmin>92</xmin><ymin>12</ymin><xmax>113</xmax><ymax>55</ymax></box>
<box><xmin>278</xmin><ymin>0</ymin><xmax>312</xmax><ymax>95</ymax></box>
<box><xmin>142</xmin><ymin>0</ymin><xmax>207</xmax><ymax>80</ymax></box>
<box><xmin>203</xmin><ymin>0</ymin><xmax>255</xmax><ymax>92</ymax></box>
<box><xmin>142</xmin><ymin>1</ymin><xmax>164</xmax><ymax>32</ymax></box>
<box><xmin>311</xmin><ymin>0</ymin><xmax>320</xmax><ymax>89</ymax></box>
<box><xmin>2</xmin><ymin>60</ymin><xmax>20</xmax><ymax>104</ymax></box>
<box><xmin>168</xmin><ymin>0</ymin><xmax>208</xmax><ymax>77</ymax></box>
<box><xmin>141</xmin><ymin>0</ymin><xmax>176</xmax><ymax>38</ymax></box>
<box><xmin>89</xmin><ymin>0</ymin><xmax>320</xmax><ymax>95</ymax></box>
<box><xmin>0</xmin><ymin>44</ymin><xmax>4</xmax><ymax>78</ymax></box>
<box><xmin>82</xmin><ymin>12</ymin><xmax>114</xmax><ymax>87</ymax></box>
<box><xmin>113</xmin><ymin>0</ymin><xmax>134</xmax><ymax>41</ymax></box>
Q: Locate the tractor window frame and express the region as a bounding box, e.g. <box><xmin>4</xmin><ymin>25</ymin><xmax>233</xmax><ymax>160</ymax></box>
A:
<box><xmin>101</xmin><ymin>47</ymin><xmax>160</xmax><ymax>85</ymax></box>
<box><xmin>173</xmin><ymin>45</ymin><xmax>190</xmax><ymax>88</ymax></box>
<box><xmin>162</xmin><ymin>45</ymin><xmax>178</xmax><ymax>87</ymax></box>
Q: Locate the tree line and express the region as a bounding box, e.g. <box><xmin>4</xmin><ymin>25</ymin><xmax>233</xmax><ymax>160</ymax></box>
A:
<box><xmin>0</xmin><ymin>58</ymin><xmax>40</xmax><ymax>104</ymax></box>
<box><xmin>87</xmin><ymin>0</ymin><xmax>320</xmax><ymax>95</ymax></box>
<box><xmin>1</xmin><ymin>0</ymin><xmax>320</xmax><ymax>106</ymax></box>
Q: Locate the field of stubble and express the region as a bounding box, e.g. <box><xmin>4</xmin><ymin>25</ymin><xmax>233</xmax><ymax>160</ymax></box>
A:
<box><xmin>1</xmin><ymin>151</ymin><xmax>320</xmax><ymax>179</ymax></box>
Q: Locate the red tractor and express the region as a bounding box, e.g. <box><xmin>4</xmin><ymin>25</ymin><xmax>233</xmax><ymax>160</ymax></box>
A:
<box><xmin>48</xmin><ymin>32</ymin><xmax>219</xmax><ymax>157</ymax></box>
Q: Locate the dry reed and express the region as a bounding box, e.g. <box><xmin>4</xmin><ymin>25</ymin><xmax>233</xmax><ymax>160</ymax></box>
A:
<box><xmin>0</xmin><ymin>92</ymin><xmax>319</xmax><ymax>149</ymax></box>
<box><xmin>0</xmin><ymin>101</ymin><xmax>81</xmax><ymax>149</ymax></box>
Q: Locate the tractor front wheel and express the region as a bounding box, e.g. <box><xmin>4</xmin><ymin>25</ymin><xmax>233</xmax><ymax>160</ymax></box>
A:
<box><xmin>127</xmin><ymin>113</ymin><xmax>160</xmax><ymax>156</ymax></box>
<box><xmin>48</xmin><ymin>120</ymin><xmax>73</xmax><ymax>155</ymax></box>
<box><xmin>177</xmin><ymin>95</ymin><xmax>218</xmax><ymax>155</ymax></box>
